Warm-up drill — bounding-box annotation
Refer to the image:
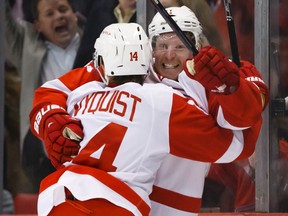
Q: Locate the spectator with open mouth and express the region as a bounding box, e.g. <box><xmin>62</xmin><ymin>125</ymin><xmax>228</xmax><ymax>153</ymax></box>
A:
<box><xmin>5</xmin><ymin>0</ymin><xmax>82</xmax><ymax>193</ymax></box>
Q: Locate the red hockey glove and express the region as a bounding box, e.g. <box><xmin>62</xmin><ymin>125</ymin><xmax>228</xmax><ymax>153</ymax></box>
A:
<box><xmin>30</xmin><ymin>104</ymin><xmax>83</xmax><ymax>169</ymax></box>
<box><xmin>239</xmin><ymin>60</ymin><xmax>269</xmax><ymax>109</ymax></box>
<box><xmin>44</xmin><ymin>114</ymin><xmax>83</xmax><ymax>169</ymax></box>
<box><xmin>183</xmin><ymin>46</ymin><xmax>240</xmax><ymax>94</ymax></box>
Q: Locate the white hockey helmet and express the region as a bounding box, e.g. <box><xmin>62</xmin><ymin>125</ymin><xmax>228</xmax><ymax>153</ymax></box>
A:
<box><xmin>148</xmin><ymin>6</ymin><xmax>202</xmax><ymax>49</ymax></box>
<box><xmin>94</xmin><ymin>23</ymin><xmax>151</xmax><ymax>84</ymax></box>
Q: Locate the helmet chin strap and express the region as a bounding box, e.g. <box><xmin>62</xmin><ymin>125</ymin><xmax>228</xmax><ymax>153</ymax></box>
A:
<box><xmin>96</xmin><ymin>65</ymin><xmax>109</xmax><ymax>85</ymax></box>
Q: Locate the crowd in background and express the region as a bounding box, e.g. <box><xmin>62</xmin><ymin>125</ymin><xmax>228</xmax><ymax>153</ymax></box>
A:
<box><xmin>3</xmin><ymin>0</ymin><xmax>288</xmax><ymax>214</ymax></box>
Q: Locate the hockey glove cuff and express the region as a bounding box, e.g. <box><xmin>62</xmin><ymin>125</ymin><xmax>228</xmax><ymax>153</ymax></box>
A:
<box><xmin>30</xmin><ymin>104</ymin><xmax>83</xmax><ymax>169</ymax></box>
<box><xmin>239</xmin><ymin>60</ymin><xmax>269</xmax><ymax>109</ymax></box>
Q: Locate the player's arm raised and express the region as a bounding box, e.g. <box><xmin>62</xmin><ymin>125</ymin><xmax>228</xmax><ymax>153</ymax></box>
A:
<box><xmin>180</xmin><ymin>46</ymin><xmax>266</xmax><ymax>129</ymax></box>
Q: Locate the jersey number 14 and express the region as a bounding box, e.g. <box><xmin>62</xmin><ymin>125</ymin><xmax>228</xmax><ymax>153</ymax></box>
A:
<box><xmin>72</xmin><ymin>122</ymin><xmax>128</xmax><ymax>172</ymax></box>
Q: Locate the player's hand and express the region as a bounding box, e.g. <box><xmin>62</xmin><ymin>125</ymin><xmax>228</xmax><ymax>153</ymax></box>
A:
<box><xmin>239</xmin><ymin>60</ymin><xmax>269</xmax><ymax>109</ymax></box>
<box><xmin>183</xmin><ymin>46</ymin><xmax>240</xmax><ymax>94</ymax></box>
<box><xmin>44</xmin><ymin>114</ymin><xmax>84</xmax><ymax>169</ymax></box>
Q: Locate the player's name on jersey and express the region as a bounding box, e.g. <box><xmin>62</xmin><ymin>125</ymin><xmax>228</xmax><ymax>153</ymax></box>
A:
<box><xmin>73</xmin><ymin>90</ymin><xmax>142</xmax><ymax>122</ymax></box>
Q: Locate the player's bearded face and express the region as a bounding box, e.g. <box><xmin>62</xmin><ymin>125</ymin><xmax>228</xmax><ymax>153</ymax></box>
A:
<box><xmin>153</xmin><ymin>32</ymin><xmax>192</xmax><ymax>81</ymax></box>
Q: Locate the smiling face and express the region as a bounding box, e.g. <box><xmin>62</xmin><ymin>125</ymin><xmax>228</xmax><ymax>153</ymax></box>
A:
<box><xmin>34</xmin><ymin>0</ymin><xmax>78</xmax><ymax>49</ymax></box>
<box><xmin>152</xmin><ymin>32</ymin><xmax>194</xmax><ymax>80</ymax></box>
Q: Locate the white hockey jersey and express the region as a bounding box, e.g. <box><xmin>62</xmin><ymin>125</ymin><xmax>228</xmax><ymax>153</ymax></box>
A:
<box><xmin>30</xmin><ymin>61</ymin><xmax>264</xmax><ymax>216</ymax></box>
<box><xmin>146</xmin><ymin>67</ymin><xmax>264</xmax><ymax>216</ymax></box>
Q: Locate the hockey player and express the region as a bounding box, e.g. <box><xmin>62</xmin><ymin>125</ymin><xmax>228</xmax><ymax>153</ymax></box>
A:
<box><xmin>30</xmin><ymin>23</ymin><xmax>265</xmax><ymax>215</ymax></box>
<box><xmin>147</xmin><ymin>6</ymin><xmax>269</xmax><ymax>215</ymax></box>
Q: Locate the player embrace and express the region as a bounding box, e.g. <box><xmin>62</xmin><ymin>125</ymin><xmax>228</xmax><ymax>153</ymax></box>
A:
<box><xmin>30</xmin><ymin>22</ymin><xmax>266</xmax><ymax>215</ymax></box>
